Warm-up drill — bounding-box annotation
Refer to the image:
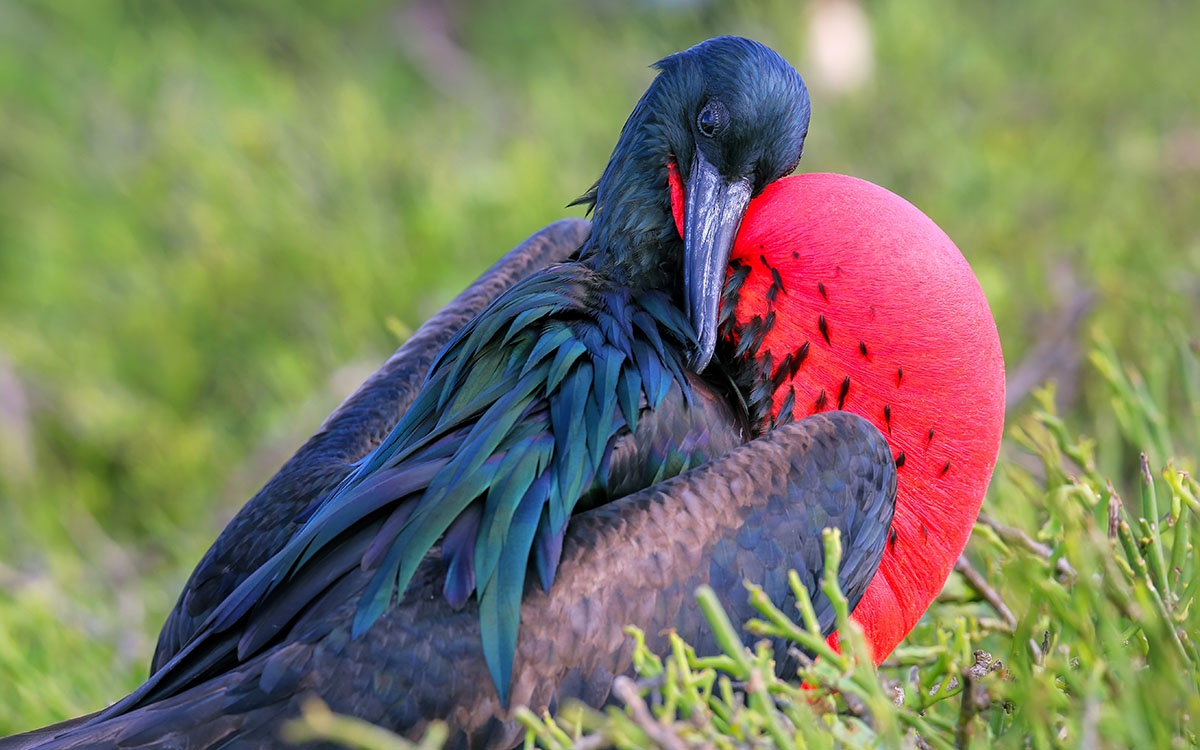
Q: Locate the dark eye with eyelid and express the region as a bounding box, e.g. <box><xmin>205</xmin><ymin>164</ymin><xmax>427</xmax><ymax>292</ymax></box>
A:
<box><xmin>696</xmin><ymin>100</ymin><xmax>728</xmax><ymax>138</ymax></box>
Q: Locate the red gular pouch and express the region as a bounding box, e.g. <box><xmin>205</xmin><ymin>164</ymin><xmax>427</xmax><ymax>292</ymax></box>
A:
<box><xmin>678</xmin><ymin>170</ymin><xmax>1005</xmax><ymax>665</ymax></box>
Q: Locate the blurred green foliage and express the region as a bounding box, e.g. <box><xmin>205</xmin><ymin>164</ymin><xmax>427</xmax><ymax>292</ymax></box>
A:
<box><xmin>0</xmin><ymin>0</ymin><xmax>1197</xmax><ymax>740</ymax></box>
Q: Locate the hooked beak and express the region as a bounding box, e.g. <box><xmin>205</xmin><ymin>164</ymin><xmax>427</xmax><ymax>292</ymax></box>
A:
<box><xmin>683</xmin><ymin>151</ymin><xmax>752</xmax><ymax>372</ymax></box>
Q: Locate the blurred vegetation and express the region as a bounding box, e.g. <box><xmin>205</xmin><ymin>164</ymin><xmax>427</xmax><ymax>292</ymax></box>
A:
<box><xmin>0</xmin><ymin>0</ymin><xmax>1197</xmax><ymax>742</ymax></box>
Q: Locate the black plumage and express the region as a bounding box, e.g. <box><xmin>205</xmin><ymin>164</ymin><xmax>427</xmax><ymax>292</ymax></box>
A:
<box><xmin>152</xmin><ymin>219</ymin><xmax>590</xmax><ymax>675</ymax></box>
<box><xmin>8</xmin><ymin>410</ymin><xmax>893</xmax><ymax>750</ymax></box>
<box><xmin>0</xmin><ymin>37</ymin><xmax>898</xmax><ymax>750</ymax></box>
<box><xmin>125</xmin><ymin>35</ymin><xmax>810</xmax><ymax>708</ymax></box>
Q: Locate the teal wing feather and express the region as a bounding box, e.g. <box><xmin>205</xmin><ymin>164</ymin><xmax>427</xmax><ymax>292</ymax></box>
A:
<box><xmin>148</xmin><ymin>264</ymin><xmax>702</xmax><ymax>707</ymax></box>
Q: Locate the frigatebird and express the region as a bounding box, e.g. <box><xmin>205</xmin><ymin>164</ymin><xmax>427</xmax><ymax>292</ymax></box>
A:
<box><xmin>3</xmin><ymin>36</ymin><xmax>880</xmax><ymax>749</ymax></box>
<box><xmin>3</xmin><ymin>169</ymin><xmax>1004</xmax><ymax>749</ymax></box>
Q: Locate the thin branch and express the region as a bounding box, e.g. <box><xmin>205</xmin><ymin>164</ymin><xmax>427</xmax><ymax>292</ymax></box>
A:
<box><xmin>571</xmin><ymin>734</ymin><xmax>611</xmax><ymax>750</ymax></box>
<box><xmin>1004</xmin><ymin>259</ymin><xmax>1095</xmax><ymax>415</ymax></box>
<box><xmin>612</xmin><ymin>676</ymin><xmax>688</xmax><ymax>750</ymax></box>
<box><xmin>977</xmin><ymin>514</ymin><xmax>1077</xmax><ymax>580</ymax></box>
<box><xmin>955</xmin><ymin>652</ymin><xmax>998</xmax><ymax>749</ymax></box>
<box><xmin>954</xmin><ymin>556</ymin><xmax>1017</xmax><ymax>631</ymax></box>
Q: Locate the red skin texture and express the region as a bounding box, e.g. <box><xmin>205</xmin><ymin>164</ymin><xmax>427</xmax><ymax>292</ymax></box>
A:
<box><xmin>670</xmin><ymin>166</ymin><xmax>1006</xmax><ymax>663</ymax></box>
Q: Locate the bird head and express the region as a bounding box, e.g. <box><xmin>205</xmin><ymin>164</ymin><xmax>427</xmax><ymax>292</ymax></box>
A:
<box><xmin>579</xmin><ymin>36</ymin><xmax>810</xmax><ymax>372</ymax></box>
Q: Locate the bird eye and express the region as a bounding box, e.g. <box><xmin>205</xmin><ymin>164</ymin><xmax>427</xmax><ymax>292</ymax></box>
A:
<box><xmin>696</xmin><ymin>100</ymin><xmax>728</xmax><ymax>138</ymax></box>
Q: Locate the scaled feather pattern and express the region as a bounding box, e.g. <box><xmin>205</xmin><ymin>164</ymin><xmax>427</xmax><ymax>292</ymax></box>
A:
<box><xmin>134</xmin><ymin>264</ymin><xmax>719</xmax><ymax>708</ymax></box>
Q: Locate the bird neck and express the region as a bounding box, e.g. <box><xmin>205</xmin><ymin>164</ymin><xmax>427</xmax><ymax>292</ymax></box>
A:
<box><xmin>578</xmin><ymin>76</ymin><xmax>690</xmax><ymax>294</ymax></box>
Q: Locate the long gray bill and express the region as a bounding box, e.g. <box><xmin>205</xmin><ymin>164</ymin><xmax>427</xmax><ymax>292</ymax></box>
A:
<box><xmin>683</xmin><ymin>151</ymin><xmax>752</xmax><ymax>372</ymax></box>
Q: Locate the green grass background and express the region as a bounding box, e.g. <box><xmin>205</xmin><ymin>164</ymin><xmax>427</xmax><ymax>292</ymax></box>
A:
<box><xmin>0</xmin><ymin>0</ymin><xmax>1198</xmax><ymax>742</ymax></box>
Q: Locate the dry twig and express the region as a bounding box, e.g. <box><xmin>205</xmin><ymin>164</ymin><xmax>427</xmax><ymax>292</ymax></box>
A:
<box><xmin>612</xmin><ymin>676</ymin><xmax>688</xmax><ymax>750</ymax></box>
<box><xmin>954</xmin><ymin>555</ymin><xmax>1018</xmax><ymax>631</ymax></box>
<box><xmin>977</xmin><ymin>513</ymin><xmax>1077</xmax><ymax>580</ymax></box>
